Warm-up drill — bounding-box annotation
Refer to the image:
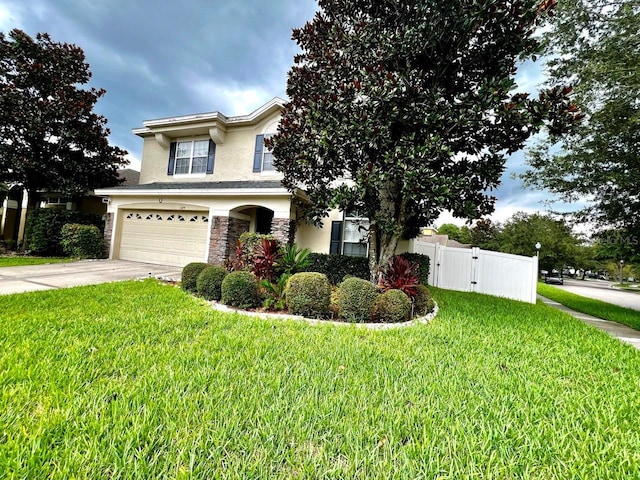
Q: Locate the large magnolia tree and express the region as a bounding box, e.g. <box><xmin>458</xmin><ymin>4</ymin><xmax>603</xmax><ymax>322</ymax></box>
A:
<box><xmin>0</xmin><ymin>29</ymin><xmax>127</xmax><ymax>214</ymax></box>
<box><xmin>271</xmin><ymin>0</ymin><xmax>579</xmax><ymax>280</ymax></box>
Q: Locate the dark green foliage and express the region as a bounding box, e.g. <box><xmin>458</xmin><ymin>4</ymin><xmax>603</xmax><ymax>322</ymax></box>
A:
<box><xmin>285</xmin><ymin>272</ymin><xmax>331</xmax><ymax>319</ymax></box>
<box><xmin>271</xmin><ymin>0</ymin><xmax>578</xmax><ymax>280</ymax></box>
<box><xmin>261</xmin><ymin>273</ymin><xmax>290</xmax><ymax>311</ymax></box>
<box><xmin>25</xmin><ymin>208</ymin><xmax>103</xmax><ymax>255</ymax></box>
<box><xmin>221</xmin><ymin>271</ymin><xmax>259</xmax><ymax>309</ymax></box>
<box><xmin>60</xmin><ymin>223</ymin><xmax>104</xmax><ymax>259</ymax></box>
<box><xmin>413</xmin><ymin>285</ymin><xmax>436</xmax><ymax>317</ymax></box>
<box><xmin>196</xmin><ymin>266</ymin><xmax>228</xmax><ymax>301</ymax></box>
<box><xmin>0</xmin><ymin>30</ymin><xmax>127</xmax><ymax>224</ymax></box>
<box><xmin>276</xmin><ymin>244</ymin><xmax>312</xmax><ymax>275</ymax></box>
<box><xmin>303</xmin><ymin>253</ymin><xmax>369</xmax><ymax>285</ymax></box>
<box><xmin>399</xmin><ymin>253</ymin><xmax>430</xmax><ymax>287</ymax></box>
<box><xmin>336</xmin><ymin>277</ymin><xmax>378</xmax><ymax>323</ymax></box>
<box><xmin>181</xmin><ymin>262</ymin><xmax>209</xmax><ymax>293</ymax></box>
<box><xmin>372</xmin><ymin>289</ymin><xmax>412</xmax><ymax>323</ymax></box>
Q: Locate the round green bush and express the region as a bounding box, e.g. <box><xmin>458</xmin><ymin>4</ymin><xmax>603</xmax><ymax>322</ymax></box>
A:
<box><xmin>181</xmin><ymin>262</ymin><xmax>209</xmax><ymax>293</ymax></box>
<box><xmin>196</xmin><ymin>266</ymin><xmax>228</xmax><ymax>301</ymax></box>
<box><xmin>336</xmin><ymin>277</ymin><xmax>378</xmax><ymax>322</ymax></box>
<box><xmin>413</xmin><ymin>285</ymin><xmax>435</xmax><ymax>316</ymax></box>
<box><xmin>285</xmin><ymin>272</ymin><xmax>331</xmax><ymax>319</ymax></box>
<box><xmin>372</xmin><ymin>289</ymin><xmax>411</xmax><ymax>323</ymax></box>
<box><xmin>221</xmin><ymin>271</ymin><xmax>259</xmax><ymax>308</ymax></box>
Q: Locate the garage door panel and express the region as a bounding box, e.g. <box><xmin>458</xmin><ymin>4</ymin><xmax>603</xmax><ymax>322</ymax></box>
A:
<box><xmin>118</xmin><ymin>209</ymin><xmax>209</xmax><ymax>267</ymax></box>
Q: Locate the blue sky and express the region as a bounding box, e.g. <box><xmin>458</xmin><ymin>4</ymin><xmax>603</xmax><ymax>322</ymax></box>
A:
<box><xmin>0</xmin><ymin>0</ymin><xmax>576</xmax><ymax>226</ymax></box>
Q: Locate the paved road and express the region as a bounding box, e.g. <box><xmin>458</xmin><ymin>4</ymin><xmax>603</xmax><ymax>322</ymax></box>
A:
<box><xmin>550</xmin><ymin>278</ymin><xmax>640</xmax><ymax>312</ymax></box>
<box><xmin>0</xmin><ymin>260</ymin><xmax>182</xmax><ymax>295</ymax></box>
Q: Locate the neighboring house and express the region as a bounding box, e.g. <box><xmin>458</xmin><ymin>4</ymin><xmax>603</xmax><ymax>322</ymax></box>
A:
<box><xmin>0</xmin><ymin>169</ymin><xmax>140</xmax><ymax>245</ymax></box>
<box><xmin>96</xmin><ymin>98</ymin><xmax>411</xmax><ymax>268</ymax></box>
<box><xmin>416</xmin><ymin>233</ymin><xmax>470</xmax><ymax>249</ymax></box>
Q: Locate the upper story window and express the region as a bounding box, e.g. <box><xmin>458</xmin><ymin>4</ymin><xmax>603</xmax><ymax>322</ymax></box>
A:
<box><xmin>168</xmin><ymin>139</ymin><xmax>215</xmax><ymax>176</ymax></box>
<box><xmin>175</xmin><ymin>140</ymin><xmax>208</xmax><ymax>174</ymax></box>
<box><xmin>261</xmin><ymin>134</ymin><xmax>275</xmax><ymax>172</ymax></box>
<box><xmin>253</xmin><ymin>133</ymin><xmax>278</xmax><ymax>174</ymax></box>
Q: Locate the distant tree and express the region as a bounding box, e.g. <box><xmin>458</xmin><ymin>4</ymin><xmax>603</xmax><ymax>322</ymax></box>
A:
<box><xmin>521</xmin><ymin>1</ymin><xmax>640</xmax><ymax>244</ymax></box>
<box><xmin>271</xmin><ymin>0</ymin><xmax>579</xmax><ymax>280</ymax></box>
<box><xmin>470</xmin><ymin>218</ymin><xmax>502</xmax><ymax>250</ymax></box>
<box><xmin>437</xmin><ymin>223</ymin><xmax>460</xmax><ymax>239</ymax></box>
<box><xmin>458</xmin><ymin>225</ymin><xmax>473</xmax><ymax>245</ymax></box>
<box><xmin>0</xmin><ymin>29</ymin><xmax>127</xmax><ymax>219</ymax></box>
<box><xmin>497</xmin><ymin>212</ymin><xmax>581</xmax><ymax>272</ymax></box>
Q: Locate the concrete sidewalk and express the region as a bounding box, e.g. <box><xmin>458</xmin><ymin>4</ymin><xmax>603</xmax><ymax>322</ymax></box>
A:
<box><xmin>0</xmin><ymin>260</ymin><xmax>182</xmax><ymax>295</ymax></box>
<box><xmin>538</xmin><ymin>294</ymin><xmax>640</xmax><ymax>350</ymax></box>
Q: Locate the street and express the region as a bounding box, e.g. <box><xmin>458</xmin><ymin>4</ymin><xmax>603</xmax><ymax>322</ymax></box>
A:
<box><xmin>550</xmin><ymin>278</ymin><xmax>640</xmax><ymax>312</ymax></box>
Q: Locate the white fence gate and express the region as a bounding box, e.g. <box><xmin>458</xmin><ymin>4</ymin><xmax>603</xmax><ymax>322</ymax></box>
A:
<box><xmin>410</xmin><ymin>241</ymin><xmax>538</xmax><ymax>304</ymax></box>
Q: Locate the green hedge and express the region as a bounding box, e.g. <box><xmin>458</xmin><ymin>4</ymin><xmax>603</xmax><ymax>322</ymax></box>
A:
<box><xmin>196</xmin><ymin>266</ymin><xmax>228</xmax><ymax>301</ymax></box>
<box><xmin>336</xmin><ymin>277</ymin><xmax>378</xmax><ymax>323</ymax></box>
<box><xmin>285</xmin><ymin>272</ymin><xmax>332</xmax><ymax>319</ymax></box>
<box><xmin>26</xmin><ymin>209</ymin><xmax>104</xmax><ymax>256</ymax></box>
<box><xmin>60</xmin><ymin>224</ymin><xmax>104</xmax><ymax>258</ymax></box>
<box><xmin>399</xmin><ymin>253</ymin><xmax>430</xmax><ymax>285</ymax></box>
<box><xmin>372</xmin><ymin>289</ymin><xmax>412</xmax><ymax>323</ymax></box>
<box><xmin>182</xmin><ymin>262</ymin><xmax>209</xmax><ymax>293</ymax></box>
<box><xmin>221</xmin><ymin>271</ymin><xmax>259</xmax><ymax>309</ymax></box>
<box><xmin>303</xmin><ymin>253</ymin><xmax>369</xmax><ymax>285</ymax></box>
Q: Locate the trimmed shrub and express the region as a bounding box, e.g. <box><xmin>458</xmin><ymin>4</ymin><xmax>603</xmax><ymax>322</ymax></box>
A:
<box><xmin>303</xmin><ymin>253</ymin><xmax>369</xmax><ymax>285</ymax></box>
<box><xmin>196</xmin><ymin>266</ymin><xmax>228</xmax><ymax>301</ymax></box>
<box><xmin>182</xmin><ymin>262</ymin><xmax>209</xmax><ymax>293</ymax></box>
<box><xmin>372</xmin><ymin>289</ymin><xmax>412</xmax><ymax>323</ymax></box>
<box><xmin>60</xmin><ymin>223</ymin><xmax>104</xmax><ymax>258</ymax></box>
<box><xmin>413</xmin><ymin>285</ymin><xmax>435</xmax><ymax>316</ymax></box>
<box><xmin>285</xmin><ymin>272</ymin><xmax>331</xmax><ymax>319</ymax></box>
<box><xmin>221</xmin><ymin>271</ymin><xmax>259</xmax><ymax>308</ymax></box>
<box><xmin>400</xmin><ymin>253</ymin><xmax>430</xmax><ymax>285</ymax></box>
<box><xmin>336</xmin><ymin>277</ymin><xmax>378</xmax><ymax>322</ymax></box>
<box><xmin>26</xmin><ymin>208</ymin><xmax>103</xmax><ymax>255</ymax></box>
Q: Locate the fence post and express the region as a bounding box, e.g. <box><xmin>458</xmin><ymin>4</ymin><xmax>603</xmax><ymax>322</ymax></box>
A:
<box><xmin>470</xmin><ymin>246</ymin><xmax>480</xmax><ymax>293</ymax></box>
<box><xmin>530</xmin><ymin>254</ymin><xmax>539</xmax><ymax>304</ymax></box>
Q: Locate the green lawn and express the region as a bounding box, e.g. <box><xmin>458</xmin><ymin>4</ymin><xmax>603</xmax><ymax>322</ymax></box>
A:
<box><xmin>538</xmin><ymin>282</ymin><xmax>640</xmax><ymax>331</ymax></box>
<box><xmin>0</xmin><ymin>256</ymin><xmax>72</xmax><ymax>267</ymax></box>
<box><xmin>1</xmin><ymin>281</ymin><xmax>640</xmax><ymax>478</ymax></box>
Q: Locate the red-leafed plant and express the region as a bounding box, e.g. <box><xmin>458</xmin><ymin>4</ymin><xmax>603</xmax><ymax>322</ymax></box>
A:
<box><xmin>378</xmin><ymin>255</ymin><xmax>419</xmax><ymax>298</ymax></box>
<box><xmin>224</xmin><ymin>240</ymin><xmax>246</xmax><ymax>272</ymax></box>
<box><xmin>252</xmin><ymin>238</ymin><xmax>282</xmax><ymax>281</ymax></box>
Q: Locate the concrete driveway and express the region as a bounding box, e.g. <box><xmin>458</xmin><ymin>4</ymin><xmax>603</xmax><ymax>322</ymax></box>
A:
<box><xmin>0</xmin><ymin>260</ymin><xmax>182</xmax><ymax>295</ymax></box>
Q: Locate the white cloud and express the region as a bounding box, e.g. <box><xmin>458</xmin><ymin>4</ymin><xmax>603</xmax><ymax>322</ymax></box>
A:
<box><xmin>186</xmin><ymin>76</ymin><xmax>274</xmax><ymax>115</ymax></box>
<box><xmin>124</xmin><ymin>152</ymin><xmax>141</xmax><ymax>171</ymax></box>
<box><xmin>0</xmin><ymin>2</ymin><xmax>23</xmax><ymax>30</ymax></box>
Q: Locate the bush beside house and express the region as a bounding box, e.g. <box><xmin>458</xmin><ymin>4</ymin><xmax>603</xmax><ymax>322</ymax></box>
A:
<box><xmin>60</xmin><ymin>224</ymin><xmax>104</xmax><ymax>258</ymax></box>
<box><xmin>179</xmin><ymin>236</ymin><xmax>435</xmax><ymax>323</ymax></box>
<box><xmin>26</xmin><ymin>209</ymin><xmax>104</xmax><ymax>256</ymax></box>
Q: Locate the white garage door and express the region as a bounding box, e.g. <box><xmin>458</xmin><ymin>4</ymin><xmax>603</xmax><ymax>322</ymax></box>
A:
<box><xmin>118</xmin><ymin>209</ymin><xmax>209</xmax><ymax>267</ymax></box>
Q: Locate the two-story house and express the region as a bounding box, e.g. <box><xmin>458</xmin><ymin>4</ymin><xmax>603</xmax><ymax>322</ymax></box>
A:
<box><xmin>96</xmin><ymin>97</ymin><xmax>392</xmax><ymax>268</ymax></box>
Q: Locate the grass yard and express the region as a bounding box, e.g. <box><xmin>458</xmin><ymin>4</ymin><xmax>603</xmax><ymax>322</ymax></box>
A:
<box><xmin>1</xmin><ymin>281</ymin><xmax>640</xmax><ymax>479</ymax></box>
<box><xmin>0</xmin><ymin>256</ymin><xmax>72</xmax><ymax>267</ymax></box>
<box><xmin>538</xmin><ymin>282</ymin><xmax>640</xmax><ymax>331</ymax></box>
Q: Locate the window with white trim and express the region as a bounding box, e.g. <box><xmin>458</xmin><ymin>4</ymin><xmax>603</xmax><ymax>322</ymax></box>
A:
<box><xmin>343</xmin><ymin>212</ymin><xmax>369</xmax><ymax>257</ymax></box>
<box><xmin>261</xmin><ymin>134</ymin><xmax>275</xmax><ymax>172</ymax></box>
<box><xmin>175</xmin><ymin>140</ymin><xmax>208</xmax><ymax>174</ymax></box>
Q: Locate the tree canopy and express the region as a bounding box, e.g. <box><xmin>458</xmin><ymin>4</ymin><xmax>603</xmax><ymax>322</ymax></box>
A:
<box><xmin>271</xmin><ymin>0</ymin><xmax>579</xmax><ymax>279</ymax></box>
<box><xmin>497</xmin><ymin>212</ymin><xmax>581</xmax><ymax>272</ymax></box>
<box><xmin>521</xmin><ymin>0</ymin><xmax>640</xmax><ymax>244</ymax></box>
<box><xmin>0</xmin><ymin>29</ymin><xmax>127</xmax><ymax>208</ymax></box>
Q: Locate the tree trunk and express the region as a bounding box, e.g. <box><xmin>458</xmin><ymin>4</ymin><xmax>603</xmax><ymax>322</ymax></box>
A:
<box><xmin>368</xmin><ymin>221</ymin><xmax>401</xmax><ymax>284</ymax></box>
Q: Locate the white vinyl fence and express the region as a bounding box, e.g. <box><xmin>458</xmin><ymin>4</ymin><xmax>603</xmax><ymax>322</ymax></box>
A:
<box><xmin>410</xmin><ymin>241</ymin><xmax>539</xmax><ymax>304</ymax></box>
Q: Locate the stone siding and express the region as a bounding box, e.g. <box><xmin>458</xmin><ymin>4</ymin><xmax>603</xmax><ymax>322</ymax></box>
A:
<box><xmin>271</xmin><ymin>218</ymin><xmax>295</xmax><ymax>246</ymax></box>
<box><xmin>103</xmin><ymin>212</ymin><xmax>114</xmax><ymax>258</ymax></box>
